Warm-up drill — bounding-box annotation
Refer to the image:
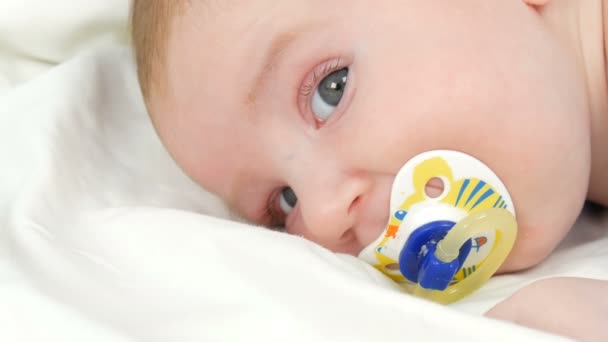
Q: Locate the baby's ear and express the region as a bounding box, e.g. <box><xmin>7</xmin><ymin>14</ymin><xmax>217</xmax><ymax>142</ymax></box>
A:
<box><xmin>522</xmin><ymin>0</ymin><xmax>551</xmax><ymax>6</ymax></box>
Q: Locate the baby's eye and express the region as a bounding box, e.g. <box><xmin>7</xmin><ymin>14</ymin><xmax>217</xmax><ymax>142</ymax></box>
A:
<box><xmin>278</xmin><ymin>186</ymin><xmax>298</xmax><ymax>215</ymax></box>
<box><xmin>311</xmin><ymin>68</ymin><xmax>348</xmax><ymax>122</ymax></box>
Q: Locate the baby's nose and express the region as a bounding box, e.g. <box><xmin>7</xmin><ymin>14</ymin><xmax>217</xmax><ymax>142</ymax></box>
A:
<box><xmin>296</xmin><ymin>171</ymin><xmax>371</xmax><ymax>248</ymax></box>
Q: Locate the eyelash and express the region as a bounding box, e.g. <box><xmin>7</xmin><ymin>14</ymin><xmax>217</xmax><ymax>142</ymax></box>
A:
<box><xmin>265</xmin><ymin>188</ymin><xmax>287</xmax><ymax>231</ymax></box>
<box><xmin>297</xmin><ymin>57</ymin><xmax>347</xmax><ymax>127</ymax></box>
<box><xmin>299</xmin><ymin>58</ymin><xmax>342</xmax><ymax>98</ymax></box>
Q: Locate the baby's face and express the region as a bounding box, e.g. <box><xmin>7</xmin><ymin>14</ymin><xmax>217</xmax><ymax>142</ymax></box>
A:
<box><xmin>153</xmin><ymin>1</ymin><xmax>591</xmax><ymax>258</ymax></box>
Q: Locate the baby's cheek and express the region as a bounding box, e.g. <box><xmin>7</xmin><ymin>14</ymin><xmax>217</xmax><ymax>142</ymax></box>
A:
<box><xmin>498</xmin><ymin>223</ymin><xmax>562</xmax><ymax>272</ymax></box>
<box><xmin>499</xmin><ymin>172</ymin><xmax>588</xmax><ymax>272</ymax></box>
<box><xmin>507</xmin><ymin>211</ymin><xmax>584</xmax><ymax>272</ymax></box>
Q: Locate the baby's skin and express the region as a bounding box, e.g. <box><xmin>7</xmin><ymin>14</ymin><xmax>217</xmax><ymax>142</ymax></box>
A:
<box><xmin>141</xmin><ymin>0</ymin><xmax>608</xmax><ymax>339</ymax></box>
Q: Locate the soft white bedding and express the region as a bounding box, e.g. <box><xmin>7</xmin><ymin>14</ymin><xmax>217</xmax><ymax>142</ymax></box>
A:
<box><xmin>0</xmin><ymin>0</ymin><xmax>128</xmax><ymax>91</ymax></box>
<box><xmin>1</xmin><ymin>4</ymin><xmax>607</xmax><ymax>341</ymax></box>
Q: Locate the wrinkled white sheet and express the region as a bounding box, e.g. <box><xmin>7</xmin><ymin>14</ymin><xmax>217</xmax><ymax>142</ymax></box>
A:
<box><xmin>0</xmin><ymin>0</ymin><xmax>128</xmax><ymax>91</ymax></box>
<box><xmin>2</xmin><ymin>45</ymin><xmax>608</xmax><ymax>342</ymax></box>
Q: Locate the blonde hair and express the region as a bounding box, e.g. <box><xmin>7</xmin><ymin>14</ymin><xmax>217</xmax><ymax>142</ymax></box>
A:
<box><xmin>131</xmin><ymin>0</ymin><xmax>185</xmax><ymax>103</ymax></box>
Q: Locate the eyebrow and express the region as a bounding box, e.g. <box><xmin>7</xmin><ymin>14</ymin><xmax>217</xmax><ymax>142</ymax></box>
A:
<box><xmin>246</xmin><ymin>31</ymin><xmax>301</xmax><ymax>108</ymax></box>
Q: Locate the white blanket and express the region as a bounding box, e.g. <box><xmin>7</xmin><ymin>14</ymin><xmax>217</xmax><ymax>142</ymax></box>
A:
<box><xmin>0</xmin><ymin>0</ymin><xmax>128</xmax><ymax>91</ymax></box>
<box><xmin>1</xmin><ymin>20</ymin><xmax>607</xmax><ymax>342</ymax></box>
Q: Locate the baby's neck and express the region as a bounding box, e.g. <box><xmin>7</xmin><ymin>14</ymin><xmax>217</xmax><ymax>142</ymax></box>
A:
<box><xmin>542</xmin><ymin>0</ymin><xmax>608</xmax><ymax>205</ymax></box>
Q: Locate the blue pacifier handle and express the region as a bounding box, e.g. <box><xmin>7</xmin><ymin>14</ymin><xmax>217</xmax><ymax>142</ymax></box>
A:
<box><xmin>399</xmin><ymin>221</ymin><xmax>472</xmax><ymax>291</ymax></box>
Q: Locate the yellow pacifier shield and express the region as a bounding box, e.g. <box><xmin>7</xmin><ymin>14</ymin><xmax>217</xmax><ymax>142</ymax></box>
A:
<box><xmin>358</xmin><ymin>150</ymin><xmax>517</xmax><ymax>304</ymax></box>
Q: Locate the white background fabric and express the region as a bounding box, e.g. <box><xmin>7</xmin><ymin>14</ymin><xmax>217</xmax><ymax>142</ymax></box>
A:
<box><xmin>0</xmin><ymin>0</ymin><xmax>129</xmax><ymax>91</ymax></box>
<box><xmin>1</xmin><ymin>2</ymin><xmax>607</xmax><ymax>341</ymax></box>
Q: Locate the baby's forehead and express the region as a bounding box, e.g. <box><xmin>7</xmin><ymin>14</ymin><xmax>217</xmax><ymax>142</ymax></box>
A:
<box><xmin>169</xmin><ymin>2</ymin><xmax>273</xmax><ymax>65</ymax></box>
<box><xmin>173</xmin><ymin>1</ymin><xmax>336</xmax><ymax>42</ymax></box>
<box><xmin>166</xmin><ymin>1</ymin><xmax>328</xmax><ymax>99</ymax></box>
<box><xmin>179</xmin><ymin>1</ymin><xmax>285</xmax><ymax>32</ymax></box>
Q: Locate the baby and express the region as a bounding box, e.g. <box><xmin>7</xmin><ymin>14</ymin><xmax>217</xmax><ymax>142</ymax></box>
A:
<box><xmin>131</xmin><ymin>0</ymin><xmax>608</xmax><ymax>340</ymax></box>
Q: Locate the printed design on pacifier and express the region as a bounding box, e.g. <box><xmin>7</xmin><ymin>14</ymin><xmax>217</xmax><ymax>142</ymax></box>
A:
<box><xmin>359</xmin><ymin>150</ymin><xmax>517</xmax><ymax>304</ymax></box>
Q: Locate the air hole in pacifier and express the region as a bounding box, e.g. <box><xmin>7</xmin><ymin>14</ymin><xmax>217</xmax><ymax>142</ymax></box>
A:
<box><xmin>425</xmin><ymin>177</ymin><xmax>445</xmax><ymax>198</ymax></box>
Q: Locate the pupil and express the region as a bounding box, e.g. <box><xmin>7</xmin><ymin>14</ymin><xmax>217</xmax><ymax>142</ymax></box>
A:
<box><xmin>319</xmin><ymin>68</ymin><xmax>348</xmax><ymax>106</ymax></box>
<box><xmin>282</xmin><ymin>187</ymin><xmax>298</xmax><ymax>207</ymax></box>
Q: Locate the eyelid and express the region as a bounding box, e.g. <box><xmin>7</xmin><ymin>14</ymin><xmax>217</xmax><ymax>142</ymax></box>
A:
<box><xmin>297</xmin><ymin>57</ymin><xmax>354</xmax><ymax>129</ymax></box>
<box><xmin>266</xmin><ymin>188</ymin><xmax>288</xmax><ymax>229</ymax></box>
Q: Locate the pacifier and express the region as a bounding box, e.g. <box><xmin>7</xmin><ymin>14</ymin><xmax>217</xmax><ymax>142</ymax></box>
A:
<box><xmin>359</xmin><ymin>150</ymin><xmax>517</xmax><ymax>304</ymax></box>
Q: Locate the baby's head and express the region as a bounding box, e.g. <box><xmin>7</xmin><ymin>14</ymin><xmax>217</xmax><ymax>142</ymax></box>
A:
<box><xmin>132</xmin><ymin>0</ymin><xmax>591</xmax><ymax>266</ymax></box>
